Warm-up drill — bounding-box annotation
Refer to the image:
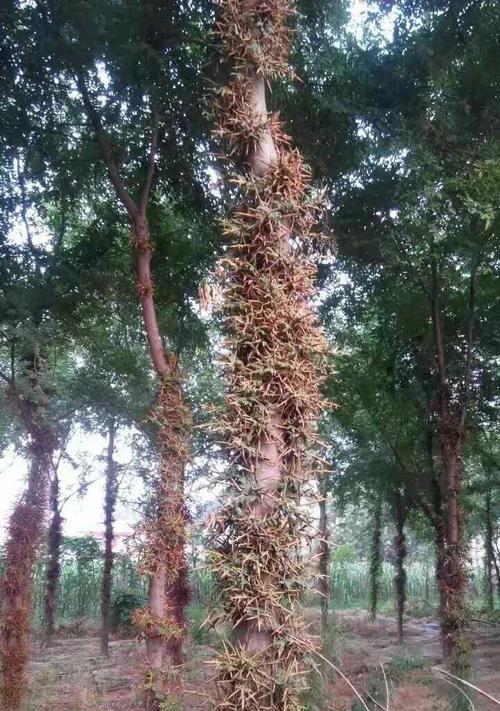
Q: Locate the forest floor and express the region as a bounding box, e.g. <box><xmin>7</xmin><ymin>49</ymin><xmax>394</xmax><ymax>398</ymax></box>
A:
<box><xmin>25</xmin><ymin>609</ymin><xmax>500</xmax><ymax>711</ymax></box>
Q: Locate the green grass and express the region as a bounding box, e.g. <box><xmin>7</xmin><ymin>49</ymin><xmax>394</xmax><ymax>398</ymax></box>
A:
<box><xmin>30</xmin><ymin>553</ymin><xmax>489</xmax><ymax>632</ymax></box>
<box><xmin>387</xmin><ymin>653</ymin><xmax>426</xmax><ymax>678</ymax></box>
<box><xmin>330</xmin><ymin>561</ymin><xmax>437</xmax><ymax>611</ymax></box>
<box><xmin>187</xmin><ymin>603</ymin><xmax>212</xmax><ymax>645</ymax></box>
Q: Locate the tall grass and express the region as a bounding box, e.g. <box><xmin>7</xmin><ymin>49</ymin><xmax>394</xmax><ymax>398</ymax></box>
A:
<box><xmin>27</xmin><ymin>554</ymin><xmax>487</xmax><ymax>627</ymax></box>
<box><xmin>330</xmin><ymin>560</ymin><xmax>486</xmax><ymax>613</ymax></box>
<box><xmin>330</xmin><ymin>561</ymin><xmax>437</xmax><ymax>610</ymax></box>
<box><xmin>31</xmin><ymin>553</ymin><xmax>145</xmax><ymax>627</ymax></box>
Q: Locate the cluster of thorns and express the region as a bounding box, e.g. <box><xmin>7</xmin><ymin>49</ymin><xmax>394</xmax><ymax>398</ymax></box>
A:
<box><xmin>133</xmin><ymin>367</ymin><xmax>191</xmax><ymax>685</ymax></box>
<box><xmin>209</xmin><ymin>0</ymin><xmax>328</xmax><ymax>709</ymax></box>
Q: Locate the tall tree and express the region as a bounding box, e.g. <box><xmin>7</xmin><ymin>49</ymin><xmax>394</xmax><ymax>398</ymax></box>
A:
<box><xmin>393</xmin><ymin>489</ymin><xmax>407</xmax><ymax>644</ymax></box>
<box><xmin>101</xmin><ymin>417</ymin><xmax>118</xmax><ymax>657</ymax></box>
<box><xmin>16</xmin><ymin>2</ymin><xmax>218</xmax><ymax>704</ymax></box>
<box><xmin>210</xmin><ymin>0</ymin><xmax>327</xmax><ymax>708</ymax></box>
<box><xmin>0</xmin><ymin>348</ymin><xmax>56</xmax><ymax>711</ymax></box>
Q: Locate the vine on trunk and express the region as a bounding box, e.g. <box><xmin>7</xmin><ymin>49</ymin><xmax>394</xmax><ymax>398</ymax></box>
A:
<box><xmin>1</xmin><ymin>352</ymin><xmax>55</xmax><ymax>711</ymax></box>
<box><xmin>209</xmin><ymin>1</ymin><xmax>328</xmax><ymax>709</ymax></box>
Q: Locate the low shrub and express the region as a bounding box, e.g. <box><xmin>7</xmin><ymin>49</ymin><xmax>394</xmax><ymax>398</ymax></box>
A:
<box><xmin>111</xmin><ymin>588</ymin><xmax>146</xmax><ymax>631</ymax></box>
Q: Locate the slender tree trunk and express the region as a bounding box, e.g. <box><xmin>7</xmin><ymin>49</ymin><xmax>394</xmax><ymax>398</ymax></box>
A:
<box><xmin>439</xmin><ymin>435</ymin><xmax>469</xmax><ymax>672</ymax></box>
<box><xmin>139</xmin><ymin>368</ymin><xmax>190</xmax><ymax>710</ymax></box>
<box><xmin>101</xmin><ymin>418</ymin><xmax>117</xmax><ymax>656</ymax></box>
<box><xmin>393</xmin><ymin>491</ymin><xmax>407</xmax><ymax>644</ymax></box>
<box><xmin>484</xmin><ymin>491</ymin><xmax>494</xmax><ymax>614</ymax></box>
<box><xmin>318</xmin><ymin>487</ymin><xmax>331</xmax><ymax>633</ymax></box>
<box><xmin>44</xmin><ymin>471</ymin><xmax>62</xmax><ymax>643</ymax></box>
<box><xmin>430</xmin><ymin>255</ymin><xmax>473</xmax><ymax>675</ymax></box>
<box><xmin>492</xmin><ymin>546</ymin><xmax>500</xmax><ymax>601</ymax></box>
<box><xmin>430</xmin><ymin>473</ymin><xmax>449</xmax><ymax>651</ymax></box>
<box><xmin>74</xmin><ymin>73</ymin><xmax>191</xmax><ymax>705</ymax></box>
<box><xmin>210</xmin><ymin>1</ymin><xmax>327</xmax><ymax>707</ymax></box>
<box><xmin>370</xmin><ymin>501</ymin><xmax>382</xmax><ymax>622</ymax></box>
<box><xmin>1</xmin><ymin>377</ymin><xmax>54</xmax><ymax>711</ymax></box>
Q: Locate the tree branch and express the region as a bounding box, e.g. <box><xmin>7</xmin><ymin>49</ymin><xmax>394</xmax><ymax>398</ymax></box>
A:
<box><xmin>0</xmin><ymin>369</ymin><xmax>12</xmax><ymax>385</ymax></box>
<box><xmin>75</xmin><ymin>73</ymin><xmax>139</xmax><ymax>221</ymax></box>
<box><xmin>139</xmin><ymin>110</ymin><xmax>160</xmax><ymax>216</ymax></box>
<box><xmin>460</xmin><ymin>252</ymin><xmax>480</xmax><ymax>427</ymax></box>
<box><xmin>430</xmin><ymin>255</ymin><xmax>446</xmax><ymax>390</ymax></box>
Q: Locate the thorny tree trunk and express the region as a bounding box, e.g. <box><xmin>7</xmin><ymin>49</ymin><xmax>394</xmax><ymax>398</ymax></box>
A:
<box><xmin>140</xmin><ymin>367</ymin><xmax>190</xmax><ymax>710</ymax></box>
<box><xmin>44</xmin><ymin>471</ymin><xmax>62</xmax><ymax>643</ymax></box>
<box><xmin>101</xmin><ymin>418</ymin><xmax>118</xmax><ymax>656</ymax></box>
<box><xmin>74</xmin><ymin>72</ymin><xmax>190</xmax><ymax>706</ymax></box>
<box><xmin>1</xmin><ymin>353</ymin><xmax>55</xmax><ymax>711</ymax></box>
<box><xmin>232</xmin><ymin>70</ymin><xmax>282</xmax><ymax>659</ymax></box>
<box><xmin>430</xmin><ymin>471</ymin><xmax>449</xmax><ymax>651</ymax></box>
<box><xmin>211</xmin><ymin>0</ymin><xmax>327</xmax><ymax>708</ymax></box>
<box><xmin>370</xmin><ymin>501</ymin><xmax>382</xmax><ymax>623</ymax></box>
<box><xmin>438</xmin><ymin>425</ymin><xmax>468</xmax><ymax>671</ymax></box>
<box><xmin>484</xmin><ymin>491</ymin><xmax>495</xmax><ymax>614</ymax></box>
<box><xmin>435</xmin><ymin>522</ymin><xmax>448</xmax><ymax>631</ymax></box>
<box><xmin>431</xmin><ymin>257</ymin><xmax>471</xmax><ymax>674</ymax></box>
<box><xmin>393</xmin><ymin>491</ymin><xmax>407</xmax><ymax>644</ymax></box>
<box><xmin>318</xmin><ymin>487</ymin><xmax>331</xmax><ymax>633</ymax></box>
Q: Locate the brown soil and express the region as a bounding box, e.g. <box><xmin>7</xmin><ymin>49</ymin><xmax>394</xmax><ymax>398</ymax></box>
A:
<box><xmin>26</xmin><ymin>635</ymin><xmax>213</xmax><ymax>711</ymax></box>
<box><xmin>313</xmin><ymin>610</ymin><xmax>500</xmax><ymax>711</ymax></box>
<box><xmin>25</xmin><ymin>611</ymin><xmax>500</xmax><ymax>710</ymax></box>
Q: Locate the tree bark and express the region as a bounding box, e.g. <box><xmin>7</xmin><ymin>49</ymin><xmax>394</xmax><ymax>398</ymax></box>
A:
<box><xmin>101</xmin><ymin>417</ymin><xmax>118</xmax><ymax>656</ymax></box>
<box><xmin>211</xmin><ymin>2</ymin><xmax>327</xmax><ymax>708</ymax></box>
<box><xmin>44</xmin><ymin>471</ymin><xmax>62</xmax><ymax>643</ymax></box>
<box><xmin>139</xmin><ymin>367</ymin><xmax>190</xmax><ymax>709</ymax></box>
<box><xmin>74</xmin><ymin>73</ymin><xmax>190</xmax><ymax>703</ymax></box>
<box><xmin>492</xmin><ymin>546</ymin><xmax>500</xmax><ymax>602</ymax></box>
<box><xmin>484</xmin><ymin>491</ymin><xmax>494</xmax><ymax>614</ymax></box>
<box><xmin>1</xmin><ymin>351</ymin><xmax>55</xmax><ymax>711</ymax></box>
<box><xmin>439</xmin><ymin>432</ymin><xmax>469</xmax><ymax>669</ymax></box>
<box><xmin>430</xmin><ymin>257</ymin><xmax>470</xmax><ymax>672</ymax></box>
<box><xmin>393</xmin><ymin>491</ymin><xmax>407</xmax><ymax>644</ymax></box>
<box><xmin>318</xmin><ymin>486</ymin><xmax>331</xmax><ymax>633</ymax></box>
<box><xmin>370</xmin><ymin>501</ymin><xmax>382</xmax><ymax>623</ymax></box>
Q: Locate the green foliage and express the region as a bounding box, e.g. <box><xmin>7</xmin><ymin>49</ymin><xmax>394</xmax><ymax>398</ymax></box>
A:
<box><xmin>31</xmin><ymin>538</ymin><xmax>146</xmax><ymax>627</ymax></box>
<box><xmin>330</xmin><ymin>561</ymin><xmax>437</xmax><ymax>610</ymax></box>
<box><xmin>111</xmin><ymin>589</ymin><xmax>147</xmax><ymax>631</ymax></box>
<box><xmin>187</xmin><ymin>603</ymin><xmax>210</xmax><ymax>645</ymax></box>
<box><xmin>331</xmin><ymin>544</ymin><xmax>357</xmax><ymax>564</ymax></box>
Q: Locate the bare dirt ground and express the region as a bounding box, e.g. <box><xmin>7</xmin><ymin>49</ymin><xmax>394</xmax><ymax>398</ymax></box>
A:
<box><xmin>319</xmin><ymin>610</ymin><xmax>500</xmax><ymax>711</ymax></box>
<box><xmin>25</xmin><ymin>611</ymin><xmax>500</xmax><ymax>711</ymax></box>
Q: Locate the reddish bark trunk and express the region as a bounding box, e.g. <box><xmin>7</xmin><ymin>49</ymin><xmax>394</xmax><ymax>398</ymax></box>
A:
<box><xmin>430</xmin><ymin>257</ymin><xmax>470</xmax><ymax>671</ymax></box>
<box><xmin>1</xmin><ymin>430</ymin><xmax>54</xmax><ymax>711</ymax></box>
<box><xmin>137</xmin><ymin>368</ymin><xmax>190</xmax><ymax>704</ymax></box>
<box><xmin>439</xmin><ymin>432</ymin><xmax>468</xmax><ymax>668</ymax></box>
<box><xmin>76</xmin><ymin>74</ymin><xmax>190</xmax><ymax>702</ymax></box>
